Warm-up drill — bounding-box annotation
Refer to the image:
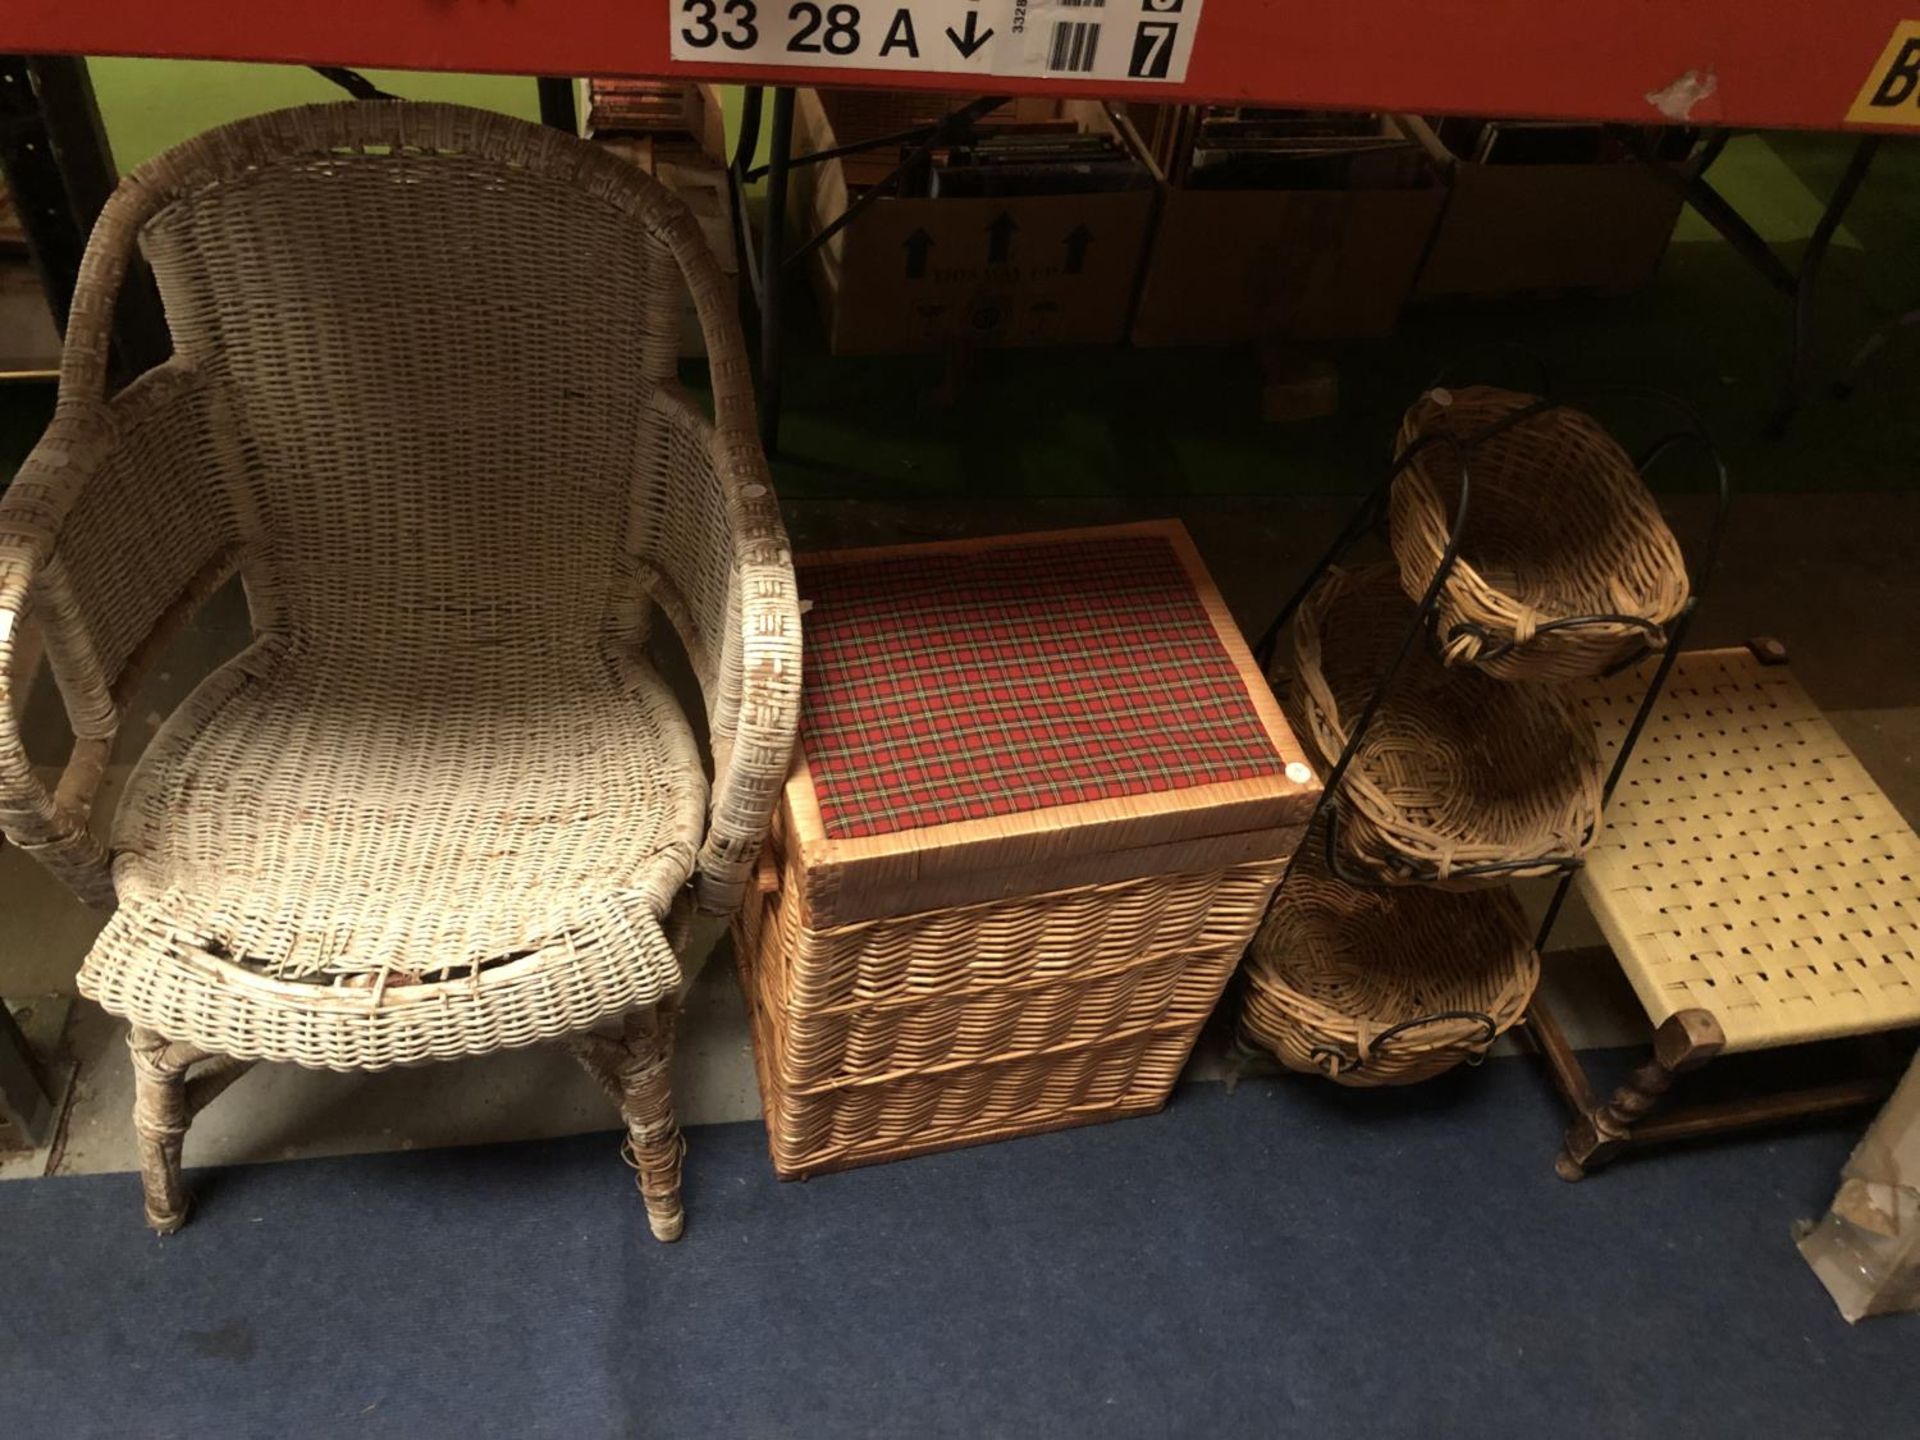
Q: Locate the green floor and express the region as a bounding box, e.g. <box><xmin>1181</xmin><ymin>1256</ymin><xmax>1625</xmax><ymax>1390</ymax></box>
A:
<box><xmin>3</xmin><ymin>60</ymin><xmax>1916</xmax><ymax>504</ymax></box>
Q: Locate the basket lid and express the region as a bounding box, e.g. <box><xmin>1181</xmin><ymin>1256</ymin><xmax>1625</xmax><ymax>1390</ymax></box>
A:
<box><xmin>781</xmin><ymin>521</ymin><xmax>1319</xmax><ymax>923</ymax></box>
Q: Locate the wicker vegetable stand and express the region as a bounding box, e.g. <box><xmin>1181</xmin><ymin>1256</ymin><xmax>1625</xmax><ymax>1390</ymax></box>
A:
<box><xmin>733</xmin><ymin>521</ymin><xmax>1321</xmax><ymax>1178</ymax></box>
<box><xmin>1240</xmin><ymin>373</ymin><xmax>1721</xmax><ymax>1092</ymax></box>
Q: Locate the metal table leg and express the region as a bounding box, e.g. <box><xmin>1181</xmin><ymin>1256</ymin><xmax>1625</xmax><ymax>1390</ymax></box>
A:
<box><xmin>731</xmin><ymin>85</ymin><xmax>766</xmax><ymax>315</ymax></box>
<box><xmin>757</xmin><ymin>87</ymin><xmax>796</xmax><ymax>455</ymax></box>
<box><xmin>537</xmin><ymin>76</ymin><xmax>578</xmax><ymax>135</ymax></box>
<box><xmin>1672</xmin><ymin>131</ymin><xmax>1881</xmax><ymax>435</ymax></box>
<box><xmin>1772</xmin><ymin>135</ymin><xmax>1880</xmax><ymax>435</ymax></box>
<box><xmin>0</xmin><ymin>1002</ymin><xmax>53</xmax><ymax>1151</ymax></box>
<box><xmin>0</xmin><ymin>54</ymin><xmax>167</xmax><ymax>379</ymax></box>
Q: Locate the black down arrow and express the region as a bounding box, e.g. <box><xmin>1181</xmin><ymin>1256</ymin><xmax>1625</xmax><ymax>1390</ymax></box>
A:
<box><xmin>904</xmin><ymin>227</ymin><xmax>934</xmax><ymax>279</ymax></box>
<box><xmin>1063</xmin><ymin>223</ymin><xmax>1093</xmax><ymax>274</ymax></box>
<box><xmin>986</xmin><ymin>210</ymin><xmax>1017</xmax><ymax>263</ymax></box>
<box><xmin>946</xmin><ymin>11</ymin><xmax>995</xmax><ymax>59</ymax></box>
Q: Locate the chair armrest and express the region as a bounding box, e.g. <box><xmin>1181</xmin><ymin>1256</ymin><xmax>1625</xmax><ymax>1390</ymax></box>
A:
<box><xmin>0</xmin><ymin>548</ymin><xmax>106</xmax><ymax>902</ymax></box>
<box><xmin>0</xmin><ymin>367</ymin><xmax>240</xmax><ymax>907</ymax></box>
<box><xmin>643</xmin><ymin>386</ymin><xmax>802</xmax><ymax>917</ymax></box>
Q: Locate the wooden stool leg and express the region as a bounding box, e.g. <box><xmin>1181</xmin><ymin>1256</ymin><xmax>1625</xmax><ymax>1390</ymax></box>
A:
<box><xmin>569</xmin><ymin>999</ymin><xmax>686</xmax><ymax>1243</ymax></box>
<box><xmin>1556</xmin><ymin>1009</ymin><xmax>1725</xmax><ymax>1181</ymax></box>
<box><xmin>127</xmin><ymin>1026</ymin><xmax>199</xmax><ymax>1233</ymax></box>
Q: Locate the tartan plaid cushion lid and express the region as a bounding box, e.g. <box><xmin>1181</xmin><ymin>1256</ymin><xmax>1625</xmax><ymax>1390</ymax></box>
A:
<box><xmin>797</xmin><ymin>531</ymin><xmax>1287</xmax><ymax>840</ymax></box>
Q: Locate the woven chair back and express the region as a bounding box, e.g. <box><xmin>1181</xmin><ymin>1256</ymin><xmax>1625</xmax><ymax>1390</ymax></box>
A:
<box><xmin>112</xmin><ymin>103</ymin><xmax>730</xmax><ymax>676</ymax></box>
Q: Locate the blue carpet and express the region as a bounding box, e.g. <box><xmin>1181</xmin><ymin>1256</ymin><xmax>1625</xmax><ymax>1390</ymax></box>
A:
<box><xmin>4</xmin><ymin>1058</ymin><xmax>1913</xmax><ymax>1438</ymax></box>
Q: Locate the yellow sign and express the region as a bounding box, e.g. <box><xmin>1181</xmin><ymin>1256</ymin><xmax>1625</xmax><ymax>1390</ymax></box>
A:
<box><xmin>1850</xmin><ymin>21</ymin><xmax>1920</xmax><ymax>124</ymax></box>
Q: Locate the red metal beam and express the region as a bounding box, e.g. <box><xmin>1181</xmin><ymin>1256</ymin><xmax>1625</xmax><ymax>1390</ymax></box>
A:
<box><xmin>2</xmin><ymin>1</ymin><xmax>1916</xmax><ymax>132</ymax></box>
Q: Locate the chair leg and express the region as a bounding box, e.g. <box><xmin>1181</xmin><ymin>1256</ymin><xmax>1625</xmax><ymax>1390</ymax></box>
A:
<box><xmin>569</xmin><ymin>999</ymin><xmax>686</xmax><ymax>1242</ymax></box>
<box><xmin>1556</xmin><ymin>1009</ymin><xmax>1725</xmax><ymax>1180</ymax></box>
<box><xmin>620</xmin><ymin>1001</ymin><xmax>686</xmax><ymax>1242</ymax></box>
<box><xmin>127</xmin><ymin>1026</ymin><xmax>200</xmax><ymax>1233</ymax></box>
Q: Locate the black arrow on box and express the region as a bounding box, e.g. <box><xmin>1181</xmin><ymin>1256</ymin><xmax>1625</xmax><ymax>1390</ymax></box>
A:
<box><xmin>904</xmin><ymin>227</ymin><xmax>934</xmax><ymax>279</ymax></box>
<box><xmin>986</xmin><ymin>211</ymin><xmax>1016</xmax><ymax>264</ymax></box>
<box><xmin>946</xmin><ymin>11</ymin><xmax>994</xmax><ymax>60</ymax></box>
<box><xmin>1063</xmin><ymin>223</ymin><xmax>1093</xmax><ymax>274</ymax></box>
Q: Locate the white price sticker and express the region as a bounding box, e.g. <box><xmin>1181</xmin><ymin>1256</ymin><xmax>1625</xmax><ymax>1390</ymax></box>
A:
<box><xmin>669</xmin><ymin>0</ymin><xmax>1203</xmax><ymax>85</ymax></box>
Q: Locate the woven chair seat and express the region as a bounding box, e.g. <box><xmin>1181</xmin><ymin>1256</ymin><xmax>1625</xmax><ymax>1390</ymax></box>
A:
<box><xmin>78</xmin><ymin>648</ymin><xmax>706</xmax><ymax>1070</ymax></box>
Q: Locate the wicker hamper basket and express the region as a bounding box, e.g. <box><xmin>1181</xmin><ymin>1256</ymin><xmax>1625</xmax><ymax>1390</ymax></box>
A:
<box><xmin>1239</xmin><ymin>832</ymin><xmax>1540</xmax><ymax>1086</ymax></box>
<box><xmin>735</xmin><ymin>521</ymin><xmax>1321</xmax><ymax>1177</ymax></box>
<box><xmin>1390</xmin><ymin>385</ymin><xmax>1689</xmax><ymax>683</ymax></box>
<box><xmin>1278</xmin><ymin>563</ymin><xmax>1603</xmax><ymax>888</ymax></box>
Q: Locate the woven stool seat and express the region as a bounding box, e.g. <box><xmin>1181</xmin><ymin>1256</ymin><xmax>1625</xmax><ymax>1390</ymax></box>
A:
<box><xmin>1574</xmin><ymin>648</ymin><xmax>1920</xmax><ymax>1053</ymax></box>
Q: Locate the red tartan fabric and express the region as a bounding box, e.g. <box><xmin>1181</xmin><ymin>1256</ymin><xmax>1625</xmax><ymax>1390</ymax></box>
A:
<box><xmin>797</xmin><ymin>533</ymin><xmax>1286</xmax><ymax>840</ymax></box>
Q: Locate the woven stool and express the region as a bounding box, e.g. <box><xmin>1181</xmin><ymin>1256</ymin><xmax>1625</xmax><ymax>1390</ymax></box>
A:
<box><xmin>1537</xmin><ymin>644</ymin><xmax>1920</xmax><ymax>1177</ymax></box>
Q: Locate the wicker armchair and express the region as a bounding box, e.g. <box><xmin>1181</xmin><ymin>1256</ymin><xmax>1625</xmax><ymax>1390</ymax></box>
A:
<box><xmin>0</xmin><ymin>104</ymin><xmax>800</xmax><ymax>1240</ymax></box>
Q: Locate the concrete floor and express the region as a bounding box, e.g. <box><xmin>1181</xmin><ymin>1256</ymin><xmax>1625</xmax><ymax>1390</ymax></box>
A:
<box><xmin>3</xmin><ymin>489</ymin><xmax>1917</xmax><ymax>1185</ymax></box>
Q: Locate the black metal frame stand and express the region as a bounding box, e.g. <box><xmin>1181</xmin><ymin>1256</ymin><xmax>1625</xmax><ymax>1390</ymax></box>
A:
<box><xmin>0</xmin><ymin>54</ymin><xmax>170</xmax><ymax>1147</ymax></box>
<box><xmin>0</xmin><ymin>1002</ymin><xmax>53</xmax><ymax>1151</ymax></box>
<box><xmin>1239</xmin><ymin>372</ymin><xmax>1730</xmax><ymax>1079</ymax></box>
<box><xmin>1256</xmin><ymin>380</ymin><xmax>1730</xmax><ymax>894</ymax></box>
<box><xmin>728</xmin><ymin>86</ymin><xmax>1010</xmax><ymax>453</ymax></box>
<box><xmin>0</xmin><ymin>54</ymin><xmax>168</xmax><ymax>381</ymax></box>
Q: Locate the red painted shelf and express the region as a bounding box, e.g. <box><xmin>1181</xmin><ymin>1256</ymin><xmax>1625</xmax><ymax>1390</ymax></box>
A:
<box><xmin>3</xmin><ymin>0</ymin><xmax>1915</xmax><ymax>132</ymax></box>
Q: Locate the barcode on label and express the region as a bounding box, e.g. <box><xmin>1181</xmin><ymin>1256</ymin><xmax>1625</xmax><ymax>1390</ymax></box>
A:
<box><xmin>1047</xmin><ymin>20</ymin><xmax>1102</xmax><ymax>71</ymax></box>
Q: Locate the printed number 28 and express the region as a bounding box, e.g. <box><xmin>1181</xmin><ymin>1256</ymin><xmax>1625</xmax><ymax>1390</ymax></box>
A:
<box><xmin>789</xmin><ymin>2</ymin><xmax>861</xmax><ymax>54</ymax></box>
<box><xmin>681</xmin><ymin>0</ymin><xmax>759</xmax><ymax>49</ymax></box>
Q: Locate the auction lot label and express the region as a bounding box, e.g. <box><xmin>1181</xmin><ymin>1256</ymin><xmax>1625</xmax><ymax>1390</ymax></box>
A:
<box><xmin>670</xmin><ymin>0</ymin><xmax>1204</xmax><ymax>86</ymax></box>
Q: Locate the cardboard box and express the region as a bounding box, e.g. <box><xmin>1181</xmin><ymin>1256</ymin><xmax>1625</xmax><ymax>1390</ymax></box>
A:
<box><xmin>1402</xmin><ymin>116</ymin><xmax>1685</xmax><ymax>299</ymax></box>
<box><xmin>790</xmin><ymin>89</ymin><xmax>1154</xmax><ymax>355</ymax></box>
<box><xmin>576</xmin><ymin>78</ymin><xmax>728</xmax><ymax>161</ymax></box>
<box><xmin>1128</xmin><ymin>113</ymin><xmax>1445</xmax><ymax>347</ymax></box>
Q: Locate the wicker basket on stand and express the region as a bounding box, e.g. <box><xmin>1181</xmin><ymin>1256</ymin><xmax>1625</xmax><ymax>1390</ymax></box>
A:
<box><xmin>1389</xmin><ymin>385</ymin><xmax>1689</xmax><ymax>683</ymax></box>
<box><xmin>1239</xmin><ymin>832</ymin><xmax>1539</xmax><ymax>1086</ymax></box>
<box><xmin>1276</xmin><ymin>562</ymin><xmax>1602</xmax><ymax>889</ymax></box>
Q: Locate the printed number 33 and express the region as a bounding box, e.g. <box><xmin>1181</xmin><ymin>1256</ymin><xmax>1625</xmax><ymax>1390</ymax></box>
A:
<box><xmin>681</xmin><ymin>0</ymin><xmax>759</xmax><ymax>49</ymax></box>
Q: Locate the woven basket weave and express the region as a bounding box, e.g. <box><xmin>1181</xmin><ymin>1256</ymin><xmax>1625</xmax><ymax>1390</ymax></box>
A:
<box><xmin>1390</xmin><ymin>386</ymin><xmax>1689</xmax><ymax>682</ymax></box>
<box><xmin>738</xmin><ymin>854</ymin><xmax>1288</xmax><ymax>1173</ymax></box>
<box><xmin>735</xmin><ymin>521</ymin><xmax>1319</xmax><ymax>1177</ymax></box>
<box><xmin>1278</xmin><ymin>563</ymin><xmax>1602</xmax><ymax>888</ymax></box>
<box><xmin>1239</xmin><ymin>834</ymin><xmax>1539</xmax><ymax>1086</ymax></box>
